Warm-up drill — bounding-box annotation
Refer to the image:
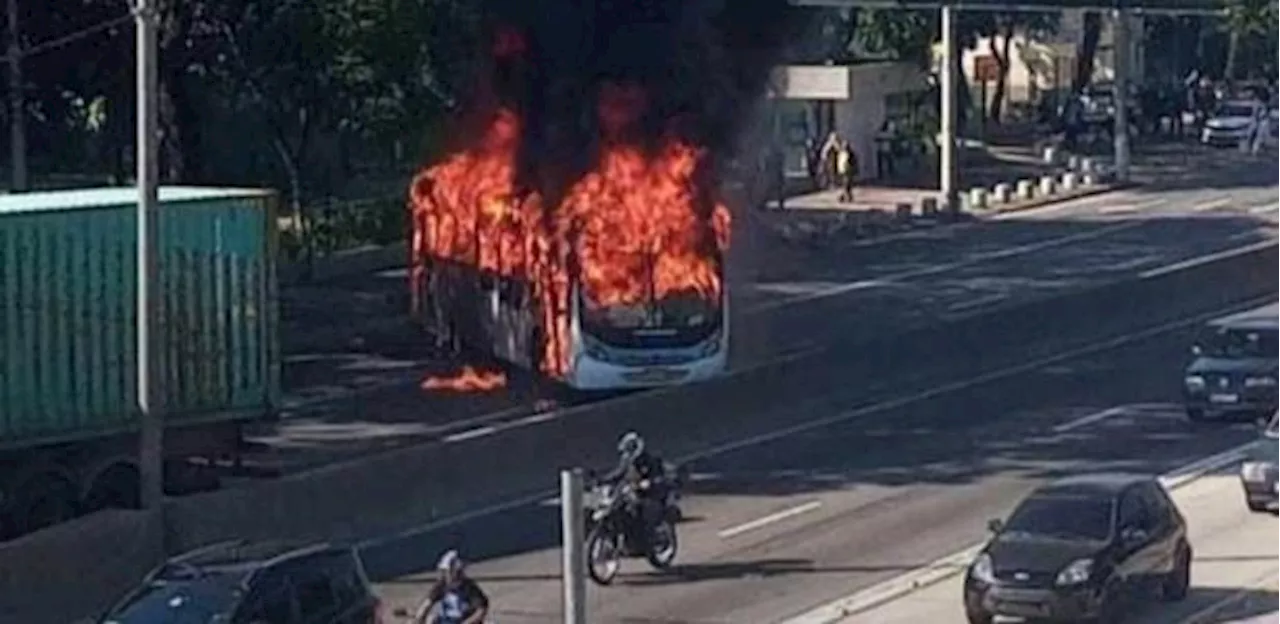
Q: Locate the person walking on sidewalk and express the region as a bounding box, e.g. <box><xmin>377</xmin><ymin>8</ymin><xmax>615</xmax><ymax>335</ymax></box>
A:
<box><xmin>819</xmin><ymin>131</ymin><xmax>841</xmax><ymax>189</ymax></box>
<box><xmin>836</xmin><ymin>140</ymin><xmax>857</xmax><ymax>203</ymax></box>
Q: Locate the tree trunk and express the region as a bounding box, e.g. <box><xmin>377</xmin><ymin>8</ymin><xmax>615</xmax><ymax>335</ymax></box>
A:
<box><xmin>1223</xmin><ymin>27</ymin><xmax>1240</xmax><ymax>82</ymax></box>
<box><xmin>1073</xmin><ymin>11</ymin><xmax>1103</xmax><ymax>94</ymax></box>
<box><xmin>953</xmin><ymin>38</ymin><xmax>972</xmax><ymax>132</ymax></box>
<box><xmin>990</xmin><ymin>24</ymin><xmax>1014</xmax><ymax>123</ymax></box>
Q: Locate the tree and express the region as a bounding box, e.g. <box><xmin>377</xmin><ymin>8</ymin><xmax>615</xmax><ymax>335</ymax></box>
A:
<box><xmin>987</xmin><ymin>12</ymin><xmax>1058</xmax><ymax>122</ymax></box>
<box><xmin>1221</xmin><ymin>0</ymin><xmax>1277</xmax><ymax>81</ymax></box>
<box><xmin>1072</xmin><ymin>11</ymin><xmax>1103</xmax><ymax>94</ymax></box>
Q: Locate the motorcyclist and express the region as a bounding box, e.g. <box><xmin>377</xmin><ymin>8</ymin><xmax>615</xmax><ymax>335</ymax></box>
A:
<box><xmin>412</xmin><ymin>550</ymin><xmax>489</xmax><ymax>624</ymax></box>
<box><xmin>602</xmin><ymin>431</ymin><xmax>670</xmax><ymax>534</ymax></box>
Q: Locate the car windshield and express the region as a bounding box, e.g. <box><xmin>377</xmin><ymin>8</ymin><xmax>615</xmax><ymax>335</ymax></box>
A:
<box><xmin>1003</xmin><ymin>495</ymin><xmax>1113</xmax><ymax>541</ymax></box>
<box><xmin>1200</xmin><ymin>327</ymin><xmax>1279</xmax><ymax>358</ymax></box>
<box><xmin>1217</xmin><ymin>105</ymin><xmax>1256</xmax><ymax>118</ymax></box>
<box><xmin>104</xmin><ymin>579</ymin><xmax>238</xmax><ymax>624</ymax></box>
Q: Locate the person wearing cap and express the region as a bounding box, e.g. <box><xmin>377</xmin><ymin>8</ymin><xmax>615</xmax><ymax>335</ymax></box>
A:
<box><xmin>412</xmin><ymin>550</ymin><xmax>489</xmax><ymax>624</ymax></box>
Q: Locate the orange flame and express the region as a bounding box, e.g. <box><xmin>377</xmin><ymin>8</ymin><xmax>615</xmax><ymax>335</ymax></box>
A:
<box><xmin>421</xmin><ymin>366</ymin><xmax>508</xmax><ymax>393</ymax></box>
<box><xmin>410</xmin><ymin>82</ymin><xmax>730</xmax><ymax>379</ymax></box>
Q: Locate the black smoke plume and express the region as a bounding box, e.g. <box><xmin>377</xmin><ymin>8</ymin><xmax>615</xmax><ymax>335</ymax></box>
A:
<box><xmin>450</xmin><ymin>0</ymin><xmax>803</xmax><ymax>207</ymax></box>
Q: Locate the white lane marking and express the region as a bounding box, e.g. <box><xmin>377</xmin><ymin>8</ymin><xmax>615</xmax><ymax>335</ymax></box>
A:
<box><xmin>690</xmin><ymin>297</ymin><xmax>1270</xmax><ymax>467</ymax></box>
<box><xmin>717</xmin><ymin>501</ymin><xmax>824</xmax><ymax>539</ymax></box>
<box><xmin>1051</xmin><ymin>406</ymin><xmax>1129</xmax><ymax>433</ymax></box>
<box><xmin>507</xmin><ymin>412</ymin><xmax>558</xmax><ymax>428</ymax></box>
<box><xmin>356</xmin><ymin>297</ymin><xmax>1270</xmax><ymax>550</ymax></box>
<box><xmin>1138</xmin><ymin>239</ymin><xmax>1276</xmax><ymax>279</ymax></box>
<box><xmin>1249</xmin><ymin>203</ymin><xmax>1276</xmax><ymax>215</ymax></box>
<box><xmin>1192</xmin><ymin>197</ymin><xmax>1233</xmax><ymax>212</ymax></box>
<box><xmin>776</xmin><ymin>443</ymin><xmax>1255</xmax><ymax>624</ymax></box>
<box><xmin>1096</xmin><ymin>197</ymin><xmax>1166</xmax><ymax>215</ymax></box>
<box><xmin>442</xmin><ymin>426</ymin><xmax>497</xmax><ymax>443</ymax></box>
<box><xmin>747</xmin><ymin>219</ymin><xmax>1149</xmax><ymax>315</ymax></box>
<box><xmin>944</xmin><ymin>293</ymin><xmax>1008</xmax><ymax>314</ymax></box>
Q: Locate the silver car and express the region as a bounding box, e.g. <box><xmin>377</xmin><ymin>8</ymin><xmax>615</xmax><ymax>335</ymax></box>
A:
<box><xmin>1240</xmin><ymin>413</ymin><xmax>1279</xmax><ymax>513</ymax></box>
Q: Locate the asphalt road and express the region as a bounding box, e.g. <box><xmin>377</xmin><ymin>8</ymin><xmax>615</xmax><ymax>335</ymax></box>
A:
<box><xmin>247</xmin><ymin>147</ymin><xmax>1278</xmax><ymax>475</ymax></box>
<box><xmin>813</xmin><ymin>470</ymin><xmax>1278</xmax><ymax>624</ymax></box>
<box><xmin>364</xmin><ymin>286</ymin><xmax>1273</xmax><ymax>622</ymax></box>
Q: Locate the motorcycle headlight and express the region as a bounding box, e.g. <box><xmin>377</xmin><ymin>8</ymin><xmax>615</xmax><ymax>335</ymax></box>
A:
<box><xmin>1055</xmin><ymin>558</ymin><xmax>1094</xmax><ymax>586</ymax></box>
<box><xmin>970</xmin><ymin>553</ymin><xmax>996</xmax><ymax>584</ymax></box>
<box><xmin>1245</xmin><ymin>376</ymin><xmax>1277</xmax><ymax>388</ymax></box>
<box><xmin>1185</xmin><ymin>375</ymin><xmax>1206</xmax><ymax>390</ymax></box>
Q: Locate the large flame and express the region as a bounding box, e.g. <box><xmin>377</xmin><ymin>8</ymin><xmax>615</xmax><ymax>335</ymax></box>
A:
<box><xmin>409</xmin><ymin>42</ymin><xmax>730</xmax><ymax>380</ymax></box>
<box><xmin>421</xmin><ymin>366</ymin><xmax>508</xmax><ymax>393</ymax></box>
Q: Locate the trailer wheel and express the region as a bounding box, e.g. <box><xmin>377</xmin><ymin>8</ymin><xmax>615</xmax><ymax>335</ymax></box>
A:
<box><xmin>4</xmin><ymin>469</ymin><xmax>78</xmax><ymax>538</ymax></box>
<box><xmin>81</xmin><ymin>462</ymin><xmax>141</xmax><ymax>513</ymax></box>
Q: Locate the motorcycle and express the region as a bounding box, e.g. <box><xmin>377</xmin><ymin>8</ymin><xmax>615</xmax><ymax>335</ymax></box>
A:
<box><xmin>582</xmin><ymin>477</ymin><xmax>681</xmax><ymax>585</ymax></box>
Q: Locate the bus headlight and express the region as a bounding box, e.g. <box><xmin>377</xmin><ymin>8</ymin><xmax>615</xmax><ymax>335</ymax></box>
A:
<box><xmin>1185</xmin><ymin>375</ymin><xmax>1206</xmax><ymax>391</ymax></box>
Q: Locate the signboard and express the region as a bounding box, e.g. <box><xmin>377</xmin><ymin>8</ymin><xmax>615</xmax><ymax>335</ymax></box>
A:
<box><xmin>771</xmin><ymin>65</ymin><xmax>852</xmax><ymax>100</ymax></box>
<box><xmin>791</xmin><ymin>0</ymin><xmax>1226</xmax><ymax>14</ymax></box>
<box><xmin>974</xmin><ymin>55</ymin><xmax>1000</xmax><ymax>82</ymax></box>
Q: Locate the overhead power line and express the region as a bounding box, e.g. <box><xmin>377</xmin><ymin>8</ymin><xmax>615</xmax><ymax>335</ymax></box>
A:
<box><xmin>0</xmin><ymin>13</ymin><xmax>132</xmax><ymax>63</ymax></box>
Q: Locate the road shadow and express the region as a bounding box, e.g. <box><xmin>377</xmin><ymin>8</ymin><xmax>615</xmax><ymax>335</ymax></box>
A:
<box><xmin>1135</xmin><ymin>586</ymin><xmax>1279</xmax><ymax>623</ymax></box>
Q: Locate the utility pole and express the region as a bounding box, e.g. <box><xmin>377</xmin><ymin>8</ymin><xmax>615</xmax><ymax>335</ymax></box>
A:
<box><xmin>7</xmin><ymin>0</ymin><xmax>26</xmax><ymax>192</ymax></box>
<box><xmin>560</xmin><ymin>469</ymin><xmax>587</xmax><ymax>624</ymax></box>
<box><xmin>1111</xmin><ymin>8</ymin><xmax>1131</xmax><ymax>183</ymax></box>
<box><xmin>939</xmin><ymin>4</ymin><xmax>957</xmax><ymax>210</ymax></box>
<box><xmin>136</xmin><ymin>0</ymin><xmax>164</xmax><ymax>529</ymax></box>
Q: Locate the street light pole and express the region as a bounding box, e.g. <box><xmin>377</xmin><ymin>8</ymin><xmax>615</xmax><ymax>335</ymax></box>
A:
<box><xmin>1111</xmin><ymin>8</ymin><xmax>1132</xmax><ymax>182</ymax></box>
<box><xmin>939</xmin><ymin>4</ymin><xmax>958</xmax><ymax>210</ymax></box>
<box><xmin>7</xmin><ymin>0</ymin><xmax>27</xmax><ymax>192</ymax></box>
<box><xmin>560</xmin><ymin>469</ymin><xmax>587</xmax><ymax>624</ymax></box>
<box><xmin>135</xmin><ymin>0</ymin><xmax>164</xmax><ymax>523</ymax></box>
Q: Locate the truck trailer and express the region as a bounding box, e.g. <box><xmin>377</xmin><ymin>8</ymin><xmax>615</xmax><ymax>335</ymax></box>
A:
<box><xmin>0</xmin><ymin>187</ymin><xmax>280</xmax><ymax>540</ymax></box>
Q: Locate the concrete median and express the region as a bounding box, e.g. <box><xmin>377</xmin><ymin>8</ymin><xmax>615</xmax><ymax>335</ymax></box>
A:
<box><xmin>6</xmin><ymin>241</ymin><xmax>1276</xmax><ymax>624</ymax></box>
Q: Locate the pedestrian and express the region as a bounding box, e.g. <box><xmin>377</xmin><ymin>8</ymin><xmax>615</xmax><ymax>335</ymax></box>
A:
<box><xmin>1251</xmin><ymin>110</ymin><xmax>1269</xmax><ymax>155</ymax></box>
<box><xmin>836</xmin><ymin>140</ymin><xmax>857</xmax><ymax>203</ymax></box>
<box><xmin>819</xmin><ymin>131</ymin><xmax>841</xmax><ymax>189</ymax></box>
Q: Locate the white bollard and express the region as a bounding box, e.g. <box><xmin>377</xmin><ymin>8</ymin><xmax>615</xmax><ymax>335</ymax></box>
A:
<box><xmin>968</xmin><ymin>187</ymin><xmax>989</xmax><ymax>210</ymax></box>
<box><xmin>1061</xmin><ymin>172</ymin><xmax>1078</xmax><ymax>192</ymax></box>
<box><xmin>992</xmin><ymin>183</ymin><xmax>1012</xmax><ymax>203</ymax></box>
<box><xmin>1015</xmin><ymin>179</ymin><xmax>1035</xmax><ymax>200</ymax></box>
<box><xmin>1081</xmin><ymin>173</ymin><xmax>1098</xmax><ymax>187</ymax></box>
<box><xmin>1038</xmin><ymin>175</ymin><xmax>1056</xmax><ymax>196</ymax></box>
<box><xmin>1042</xmin><ymin>145</ymin><xmax>1059</xmax><ymax>165</ymax></box>
<box><xmin>1079</xmin><ymin>157</ymin><xmax>1095</xmax><ymax>174</ymax></box>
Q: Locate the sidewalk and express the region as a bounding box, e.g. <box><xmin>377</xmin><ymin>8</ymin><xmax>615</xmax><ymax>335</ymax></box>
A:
<box><xmin>753</xmin><ymin>132</ymin><xmax>1248</xmax><ymax>248</ymax></box>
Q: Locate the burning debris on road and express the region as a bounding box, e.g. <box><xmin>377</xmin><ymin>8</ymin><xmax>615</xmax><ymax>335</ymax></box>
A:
<box><xmin>409</xmin><ymin>0</ymin><xmax>799</xmax><ymax>381</ymax></box>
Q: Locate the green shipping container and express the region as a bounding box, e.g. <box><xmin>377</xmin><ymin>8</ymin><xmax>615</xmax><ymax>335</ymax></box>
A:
<box><xmin>0</xmin><ymin>186</ymin><xmax>280</xmax><ymax>449</ymax></box>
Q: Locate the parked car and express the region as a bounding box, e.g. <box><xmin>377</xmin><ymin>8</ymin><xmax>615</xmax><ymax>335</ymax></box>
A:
<box><xmin>98</xmin><ymin>540</ymin><xmax>383</xmax><ymax>624</ymax></box>
<box><xmin>964</xmin><ymin>473</ymin><xmax>1191</xmax><ymax>624</ymax></box>
<box><xmin>1183</xmin><ymin>303</ymin><xmax>1279</xmax><ymax>422</ymax></box>
<box><xmin>1201</xmin><ymin>99</ymin><xmax>1267</xmax><ymax>146</ymax></box>
<box><xmin>1241</xmin><ymin>412</ymin><xmax>1279</xmax><ymax>513</ymax></box>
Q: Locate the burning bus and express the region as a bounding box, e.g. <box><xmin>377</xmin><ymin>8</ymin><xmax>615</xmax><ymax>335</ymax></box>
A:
<box><xmin>407</xmin><ymin>2</ymin><xmax>793</xmax><ymax>390</ymax></box>
<box><xmin>408</xmin><ymin>83</ymin><xmax>730</xmax><ymax>390</ymax></box>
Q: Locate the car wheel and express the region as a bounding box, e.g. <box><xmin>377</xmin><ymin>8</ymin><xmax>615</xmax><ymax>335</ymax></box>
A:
<box><xmin>1087</xmin><ymin>587</ymin><xmax>1120</xmax><ymax>624</ymax></box>
<box><xmin>1186</xmin><ymin>408</ymin><xmax>1208</xmax><ymax>422</ymax></box>
<box><xmin>1246</xmin><ymin>496</ymin><xmax>1271</xmax><ymax>513</ymax></box>
<box><xmin>964</xmin><ymin>606</ymin><xmax>992</xmax><ymax>624</ymax></box>
<box><xmin>1160</xmin><ymin>544</ymin><xmax>1191</xmax><ymax>601</ymax></box>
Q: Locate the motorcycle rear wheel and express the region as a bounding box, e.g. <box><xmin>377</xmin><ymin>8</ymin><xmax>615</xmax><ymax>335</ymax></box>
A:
<box><xmin>587</xmin><ymin>525</ymin><xmax>622</xmax><ymax>585</ymax></box>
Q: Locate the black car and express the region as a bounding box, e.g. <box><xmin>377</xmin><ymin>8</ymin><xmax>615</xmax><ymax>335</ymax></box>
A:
<box><xmin>1183</xmin><ymin>303</ymin><xmax>1279</xmax><ymax>422</ymax></box>
<box><xmin>963</xmin><ymin>473</ymin><xmax>1191</xmax><ymax>624</ymax></box>
<box><xmin>98</xmin><ymin>540</ymin><xmax>383</xmax><ymax>624</ymax></box>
